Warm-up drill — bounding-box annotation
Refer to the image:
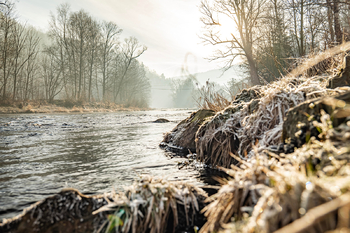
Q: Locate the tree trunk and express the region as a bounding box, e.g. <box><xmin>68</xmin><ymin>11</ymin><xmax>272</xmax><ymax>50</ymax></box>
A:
<box><xmin>88</xmin><ymin>48</ymin><xmax>94</xmax><ymax>102</ymax></box>
<box><xmin>246</xmin><ymin>53</ymin><xmax>260</xmax><ymax>86</ymax></box>
<box><xmin>333</xmin><ymin>0</ymin><xmax>342</xmax><ymax>44</ymax></box>
<box><xmin>78</xmin><ymin>38</ymin><xmax>83</xmax><ymax>100</ymax></box>
<box><xmin>2</xmin><ymin>26</ymin><xmax>9</xmax><ymax>100</ymax></box>
<box><xmin>102</xmin><ymin>52</ymin><xmax>106</xmax><ymax>101</ymax></box>
<box><xmin>12</xmin><ymin>58</ymin><xmax>18</xmax><ymax>100</ymax></box>
<box><xmin>300</xmin><ymin>0</ymin><xmax>305</xmax><ymax>56</ymax></box>
<box><xmin>292</xmin><ymin>0</ymin><xmax>301</xmax><ymax>56</ymax></box>
<box><xmin>326</xmin><ymin>0</ymin><xmax>335</xmax><ymax>44</ymax></box>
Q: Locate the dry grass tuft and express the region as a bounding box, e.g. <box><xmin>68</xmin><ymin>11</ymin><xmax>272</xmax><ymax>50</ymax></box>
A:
<box><xmin>289</xmin><ymin>41</ymin><xmax>350</xmax><ymax>78</ymax></box>
<box><xmin>70</xmin><ymin>106</ymin><xmax>83</xmax><ymax>112</ymax></box>
<box><xmin>196</xmin><ymin>81</ymin><xmax>232</xmax><ymax>112</ymax></box>
<box><xmin>94</xmin><ymin>176</ymin><xmax>207</xmax><ymax>233</ymax></box>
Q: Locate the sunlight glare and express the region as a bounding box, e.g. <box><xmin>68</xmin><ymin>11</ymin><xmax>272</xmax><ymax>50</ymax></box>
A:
<box><xmin>218</xmin><ymin>15</ymin><xmax>236</xmax><ymax>39</ymax></box>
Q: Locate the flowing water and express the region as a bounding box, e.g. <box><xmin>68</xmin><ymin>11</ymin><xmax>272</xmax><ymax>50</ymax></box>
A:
<box><xmin>0</xmin><ymin>110</ymin><xmax>207</xmax><ymax>221</ymax></box>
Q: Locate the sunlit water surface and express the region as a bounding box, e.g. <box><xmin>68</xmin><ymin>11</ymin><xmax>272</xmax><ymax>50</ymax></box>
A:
<box><xmin>0</xmin><ymin>110</ymin><xmax>206</xmax><ymax>221</ymax></box>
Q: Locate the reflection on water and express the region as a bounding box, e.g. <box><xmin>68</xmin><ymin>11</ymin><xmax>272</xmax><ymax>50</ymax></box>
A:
<box><xmin>0</xmin><ymin>110</ymin><xmax>203</xmax><ymax>220</ymax></box>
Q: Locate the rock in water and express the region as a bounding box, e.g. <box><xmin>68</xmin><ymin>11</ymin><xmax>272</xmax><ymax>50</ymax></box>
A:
<box><xmin>160</xmin><ymin>109</ymin><xmax>215</xmax><ymax>153</ymax></box>
<box><xmin>153</xmin><ymin>118</ymin><xmax>170</xmax><ymax>123</ymax></box>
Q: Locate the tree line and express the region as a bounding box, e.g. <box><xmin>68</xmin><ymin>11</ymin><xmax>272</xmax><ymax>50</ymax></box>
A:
<box><xmin>0</xmin><ymin>1</ymin><xmax>150</xmax><ymax>107</ymax></box>
<box><xmin>200</xmin><ymin>0</ymin><xmax>350</xmax><ymax>85</ymax></box>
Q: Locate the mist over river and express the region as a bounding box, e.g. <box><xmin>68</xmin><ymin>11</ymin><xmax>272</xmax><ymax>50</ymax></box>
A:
<box><xmin>0</xmin><ymin>110</ymin><xmax>206</xmax><ymax>221</ymax></box>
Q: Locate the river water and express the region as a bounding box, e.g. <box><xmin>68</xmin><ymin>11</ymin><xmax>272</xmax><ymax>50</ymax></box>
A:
<box><xmin>0</xmin><ymin>110</ymin><xmax>206</xmax><ymax>221</ymax></box>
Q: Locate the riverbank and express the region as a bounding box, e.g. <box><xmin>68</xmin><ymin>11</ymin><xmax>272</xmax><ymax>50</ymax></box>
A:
<box><xmin>0</xmin><ymin>100</ymin><xmax>148</xmax><ymax>114</ymax></box>
<box><xmin>160</xmin><ymin>53</ymin><xmax>350</xmax><ymax>232</ymax></box>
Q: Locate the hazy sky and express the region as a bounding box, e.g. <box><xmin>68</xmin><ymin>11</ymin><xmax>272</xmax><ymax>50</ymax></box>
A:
<box><xmin>15</xmin><ymin>0</ymin><xmax>220</xmax><ymax>78</ymax></box>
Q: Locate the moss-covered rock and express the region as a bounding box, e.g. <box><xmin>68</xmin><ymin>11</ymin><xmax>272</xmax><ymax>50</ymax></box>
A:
<box><xmin>231</xmin><ymin>85</ymin><xmax>262</xmax><ymax>105</ymax></box>
<box><xmin>160</xmin><ymin>109</ymin><xmax>215</xmax><ymax>153</ymax></box>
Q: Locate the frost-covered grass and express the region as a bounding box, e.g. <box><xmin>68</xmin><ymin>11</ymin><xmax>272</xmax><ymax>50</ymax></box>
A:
<box><xmin>197</xmin><ymin>52</ymin><xmax>350</xmax><ymax>168</ymax></box>
<box><xmin>94</xmin><ymin>176</ymin><xmax>206</xmax><ymax>233</ymax></box>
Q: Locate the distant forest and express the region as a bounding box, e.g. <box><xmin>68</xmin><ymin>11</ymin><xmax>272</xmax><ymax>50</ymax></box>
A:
<box><xmin>0</xmin><ymin>1</ymin><xmax>157</xmax><ymax>107</ymax></box>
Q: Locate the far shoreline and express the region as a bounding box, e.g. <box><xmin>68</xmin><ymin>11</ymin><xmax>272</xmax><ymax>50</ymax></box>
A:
<box><xmin>0</xmin><ymin>101</ymin><xmax>150</xmax><ymax>114</ymax></box>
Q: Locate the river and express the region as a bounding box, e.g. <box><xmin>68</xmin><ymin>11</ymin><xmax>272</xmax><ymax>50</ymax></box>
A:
<box><xmin>0</xmin><ymin>110</ymin><xmax>207</xmax><ymax>221</ymax></box>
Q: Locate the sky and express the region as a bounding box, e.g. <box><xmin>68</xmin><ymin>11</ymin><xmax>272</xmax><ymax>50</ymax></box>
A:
<box><xmin>14</xmin><ymin>0</ymin><xmax>222</xmax><ymax>78</ymax></box>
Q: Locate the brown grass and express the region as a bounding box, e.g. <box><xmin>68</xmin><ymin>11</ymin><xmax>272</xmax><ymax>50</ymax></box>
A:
<box><xmin>196</xmin><ymin>82</ymin><xmax>232</xmax><ymax>112</ymax></box>
<box><xmin>289</xmin><ymin>41</ymin><xmax>350</xmax><ymax>78</ymax></box>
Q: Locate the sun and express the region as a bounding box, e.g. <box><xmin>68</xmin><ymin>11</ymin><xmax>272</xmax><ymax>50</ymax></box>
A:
<box><xmin>218</xmin><ymin>15</ymin><xmax>237</xmax><ymax>39</ymax></box>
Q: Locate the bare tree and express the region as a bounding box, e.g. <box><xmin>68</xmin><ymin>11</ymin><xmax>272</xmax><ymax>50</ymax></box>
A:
<box><xmin>0</xmin><ymin>0</ymin><xmax>15</xmax><ymax>99</ymax></box>
<box><xmin>113</xmin><ymin>37</ymin><xmax>147</xmax><ymax>102</ymax></box>
<box><xmin>200</xmin><ymin>0</ymin><xmax>267</xmax><ymax>86</ymax></box>
<box><xmin>286</xmin><ymin>0</ymin><xmax>306</xmax><ymax>56</ymax></box>
<box><xmin>86</xmin><ymin>19</ymin><xmax>100</xmax><ymax>102</ymax></box>
<box><xmin>99</xmin><ymin>21</ymin><xmax>122</xmax><ymax>101</ymax></box>
<box><xmin>49</xmin><ymin>3</ymin><xmax>72</xmax><ymax>98</ymax></box>
<box><xmin>11</xmin><ymin>22</ymin><xmax>28</xmax><ymax>100</ymax></box>
<box><xmin>42</xmin><ymin>46</ymin><xmax>63</xmax><ymax>102</ymax></box>
<box><xmin>306</xmin><ymin>1</ymin><xmax>326</xmax><ymax>52</ymax></box>
<box><xmin>22</xmin><ymin>27</ymin><xmax>40</xmax><ymax>100</ymax></box>
<box><xmin>69</xmin><ymin>10</ymin><xmax>91</xmax><ymax>100</ymax></box>
<box><xmin>0</xmin><ymin>1</ymin><xmax>152</xmax><ymax>107</ymax></box>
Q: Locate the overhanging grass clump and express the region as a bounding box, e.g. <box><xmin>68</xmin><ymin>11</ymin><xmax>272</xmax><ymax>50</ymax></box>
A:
<box><xmin>94</xmin><ymin>176</ymin><xmax>207</xmax><ymax>233</ymax></box>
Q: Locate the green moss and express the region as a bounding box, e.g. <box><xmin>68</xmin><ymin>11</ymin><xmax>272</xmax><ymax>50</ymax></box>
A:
<box><xmin>190</xmin><ymin>109</ymin><xmax>215</xmax><ymax>124</ymax></box>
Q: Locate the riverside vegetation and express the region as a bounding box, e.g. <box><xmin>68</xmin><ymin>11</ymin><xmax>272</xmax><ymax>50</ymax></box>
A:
<box><xmin>2</xmin><ymin>44</ymin><xmax>350</xmax><ymax>233</ymax></box>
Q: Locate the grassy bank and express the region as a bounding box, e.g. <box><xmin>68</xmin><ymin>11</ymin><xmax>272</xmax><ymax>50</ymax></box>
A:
<box><xmin>161</xmin><ymin>47</ymin><xmax>350</xmax><ymax>232</ymax></box>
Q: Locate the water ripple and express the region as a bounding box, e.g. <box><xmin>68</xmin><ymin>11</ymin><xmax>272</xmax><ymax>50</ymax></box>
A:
<box><xmin>0</xmin><ymin>110</ymin><xmax>202</xmax><ymax>220</ymax></box>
